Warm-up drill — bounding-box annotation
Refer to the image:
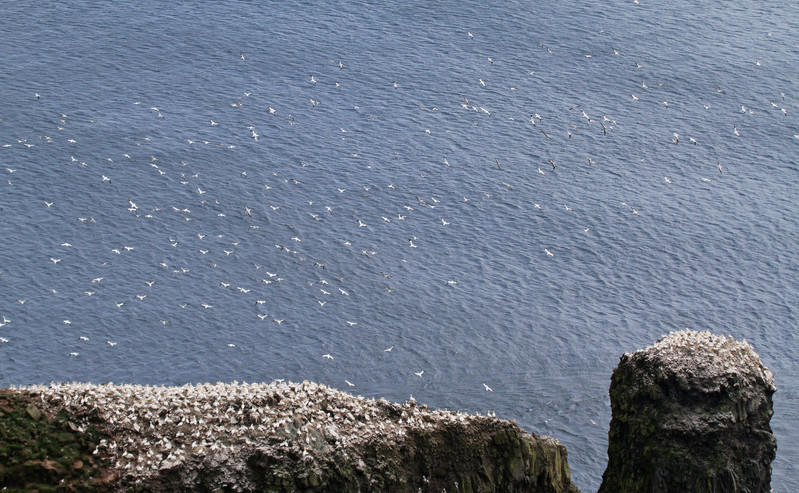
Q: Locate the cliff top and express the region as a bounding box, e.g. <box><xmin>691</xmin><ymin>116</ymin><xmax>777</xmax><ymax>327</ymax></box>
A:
<box><xmin>14</xmin><ymin>380</ymin><xmax>528</xmax><ymax>485</ymax></box>
<box><xmin>626</xmin><ymin>329</ymin><xmax>775</xmax><ymax>391</ymax></box>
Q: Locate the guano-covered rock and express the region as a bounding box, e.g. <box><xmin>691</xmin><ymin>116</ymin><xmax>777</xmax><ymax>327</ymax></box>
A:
<box><xmin>5</xmin><ymin>381</ymin><xmax>579</xmax><ymax>492</ymax></box>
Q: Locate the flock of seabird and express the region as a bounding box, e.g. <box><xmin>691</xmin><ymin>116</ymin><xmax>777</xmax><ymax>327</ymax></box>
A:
<box><xmin>0</xmin><ymin>13</ymin><xmax>795</xmax><ymax>405</ymax></box>
<box><xmin>21</xmin><ymin>380</ymin><xmax>495</xmax><ymax>484</ymax></box>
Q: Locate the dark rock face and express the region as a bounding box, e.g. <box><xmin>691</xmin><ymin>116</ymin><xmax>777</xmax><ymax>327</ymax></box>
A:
<box><xmin>598</xmin><ymin>330</ymin><xmax>776</xmax><ymax>493</ymax></box>
<box><xmin>149</xmin><ymin>419</ymin><xmax>580</xmax><ymax>493</ymax></box>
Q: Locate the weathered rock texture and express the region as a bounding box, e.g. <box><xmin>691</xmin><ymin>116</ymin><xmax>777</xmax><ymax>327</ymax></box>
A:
<box><xmin>598</xmin><ymin>330</ymin><xmax>776</xmax><ymax>493</ymax></box>
<box><xmin>13</xmin><ymin>381</ymin><xmax>579</xmax><ymax>492</ymax></box>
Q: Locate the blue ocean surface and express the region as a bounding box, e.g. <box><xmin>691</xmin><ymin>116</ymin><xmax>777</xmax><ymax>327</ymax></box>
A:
<box><xmin>1</xmin><ymin>1</ymin><xmax>797</xmax><ymax>490</ymax></box>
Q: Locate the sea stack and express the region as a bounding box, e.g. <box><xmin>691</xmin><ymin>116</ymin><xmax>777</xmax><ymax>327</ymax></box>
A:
<box><xmin>598</xmin><ymin>330</ymin><xmax>776</xmax><ymax>493</ymax></box>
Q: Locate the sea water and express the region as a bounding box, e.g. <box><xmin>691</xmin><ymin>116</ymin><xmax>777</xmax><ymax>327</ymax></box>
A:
<box><xmin>1</xmin><ymin>2</ymin><xmax>797</xmax><ymax>490</ymax></box>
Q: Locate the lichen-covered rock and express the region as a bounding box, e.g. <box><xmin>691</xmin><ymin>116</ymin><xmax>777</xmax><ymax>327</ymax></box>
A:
<box><xmin>16</xmin><ymin>381</ymin><xmax>579</xmax><ymax>493</ymax></box>
<box><xmin>598</xmin><ymin>330</ymin><xmax>776</xmax><ymax>493</ymax></box>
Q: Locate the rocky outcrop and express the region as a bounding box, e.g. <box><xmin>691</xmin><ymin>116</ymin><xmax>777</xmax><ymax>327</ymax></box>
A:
<box><xmin>598</xmin><ymin>330</ymin><xmax>776</xmax><ymax>493</ymax></box>
<box><xmin>14</xmin><ymin>381</ymin><xmax>579</xmax><ymax>493</ymax></box>
<box><xmin>3</xmin><ymin>330</ymin><xmax>778</xmax><ymax>492</ymax></box>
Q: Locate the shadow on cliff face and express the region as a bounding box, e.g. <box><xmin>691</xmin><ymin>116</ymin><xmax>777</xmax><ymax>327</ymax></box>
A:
<box><xmin>145</xmin><ymin>409</ymin><xmax>580</xmax><ymax>492</ymax></box>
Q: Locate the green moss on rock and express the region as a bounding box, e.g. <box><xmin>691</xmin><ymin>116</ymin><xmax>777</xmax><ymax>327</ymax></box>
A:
<box><xmin>0</xmin><ymin>390</ymin><xmax>114</xmax><ymax>492</ymax></box>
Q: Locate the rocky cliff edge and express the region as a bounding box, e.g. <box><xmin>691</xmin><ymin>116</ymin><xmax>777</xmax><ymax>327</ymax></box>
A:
<box><xmin>2</xmin><ymin>381</ymin><xmax>579</xmax><ymax>493</ymax></box>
